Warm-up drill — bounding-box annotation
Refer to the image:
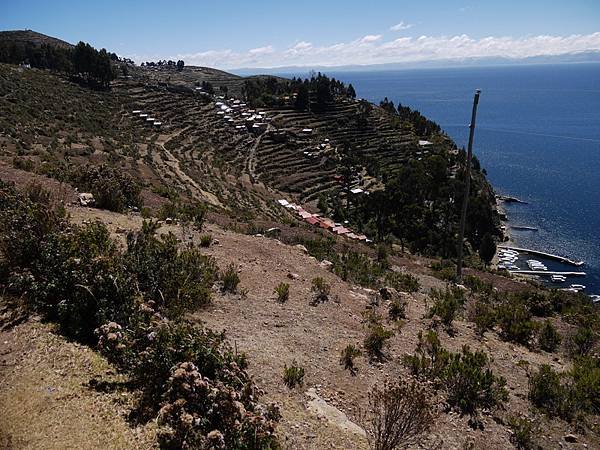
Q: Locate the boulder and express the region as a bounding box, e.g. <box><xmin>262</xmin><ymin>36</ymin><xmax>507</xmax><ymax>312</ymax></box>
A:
<box><xmin>78</xmin><ymin>192</ymin><xmax>95</xmax><ymax>207</ymax></box>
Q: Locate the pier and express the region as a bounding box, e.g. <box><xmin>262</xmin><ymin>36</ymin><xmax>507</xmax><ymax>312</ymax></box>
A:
<box><xmin>498</xmin><ymin>245</ymin><xmax>584</xmax><ymax>267</ymax></box>
<box><xmin>509</xmin><ymin>270</ymin><xmax>586</xmax><ymax>277</ymax></box>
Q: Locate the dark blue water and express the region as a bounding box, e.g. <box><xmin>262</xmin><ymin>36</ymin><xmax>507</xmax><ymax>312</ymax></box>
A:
<box><xmin>279</xmin><ymin>64</ymin><xmax>600</xmax><ymax>294</ymax></box>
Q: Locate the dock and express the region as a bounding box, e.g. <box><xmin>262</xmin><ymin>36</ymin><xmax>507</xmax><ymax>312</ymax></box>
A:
<box><xmin>509</xmin><ymin>270</ymin><xmax>586</xmax><ymax>277</ymax></box>
<box><xmin>498</xmin><ymin>245</ymin><xmax>584</xmax><ymax>267</ymax></box>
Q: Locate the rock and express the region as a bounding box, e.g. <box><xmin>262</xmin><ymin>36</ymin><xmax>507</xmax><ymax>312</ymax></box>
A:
<box><xmin>115</xmin><ymin>226</ymin><xmax>126</xmax><ymax>234</ymax></box>
<box><xmin>287</xmin><ymin>272</ymin><xmax>300</xmax><ymax>280</ymax></box>
<box><xmin>295</xmin><ymin>244</ymin><xmax>308</xmax><ymax>254</ymax></box>
<box><xmin>564</xmin><ymin>434</ymin><xmax>577</xmax><ymax>443</ymax></box>
<box><xmin>165</xmin><ymin>217</ymin><xmax>173</xmax><ymax>224</ymax></box>
<box><xmin>320</xmin><ymin>260</ymin><xmax>333</xmax><ymax>270</ymax></box>
<box><xmin>78</xmin><ymin>192</ymin><xmax>95</xmax><ymax>207</ymax></box>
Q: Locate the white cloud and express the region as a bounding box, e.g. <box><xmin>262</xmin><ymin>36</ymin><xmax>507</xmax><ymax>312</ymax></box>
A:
<box><xmin>390</xmin><ymin>21</ymin><xmax>413</xmax><ymax>31</ymax></box>
<box><xmin>137</xmin><ymin>32</ymin><xmax>600</xmax><ymax>69</ymax></box>
<box><xmin>359</xmin><ymin>34</ymin><xmax>383</xmax><ymax>44</ymax></box>
<box><xmin>248</xmin><ymin>45</ymin><xmax>274</xmax><ymax>55</ymax></box>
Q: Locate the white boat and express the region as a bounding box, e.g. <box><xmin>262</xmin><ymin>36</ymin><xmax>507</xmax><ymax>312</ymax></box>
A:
<box><xmin>570</xmin><ymin>284</ymin><xmax>586</xmax><ymax>290</ymax></box>
<box><xmin>590</xmin><ymin>295</ymin><xmax>600</xmax><ymax>304</ymax></box>
<box><xmin>550</xmin><ymin>275</ymin><xmax>566</xmax><ymax>283</ymax></box>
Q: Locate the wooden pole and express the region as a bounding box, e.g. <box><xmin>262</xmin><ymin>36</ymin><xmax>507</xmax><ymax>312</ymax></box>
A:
<box><xmin>456</xmin><ymin>89</ymin><xmax>481</xmax><ymax>281</ymax></box>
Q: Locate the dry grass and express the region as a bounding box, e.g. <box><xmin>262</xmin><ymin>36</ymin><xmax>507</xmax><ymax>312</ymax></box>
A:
<box><xmin>0</xmin><ymin>320</ymin><xmax>156</xmax><ymax>449</ymax></box>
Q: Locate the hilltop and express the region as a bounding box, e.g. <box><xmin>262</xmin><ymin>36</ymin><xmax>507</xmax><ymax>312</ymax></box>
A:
<box><xmin>0</xmin><ymin>29</ymin><xmax>73</xmax><ymax>49</ymax></box>
<box><xmin>1</xmin><ymin>32</ymin><xmax>599</xmax><ymax>450</ymax></box>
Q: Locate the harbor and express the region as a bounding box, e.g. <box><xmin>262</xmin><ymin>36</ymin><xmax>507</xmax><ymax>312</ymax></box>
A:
<box><xmin>498</xmin><ymin>245</ymin><xmax>584</xmax><ymax>267</ymax></box>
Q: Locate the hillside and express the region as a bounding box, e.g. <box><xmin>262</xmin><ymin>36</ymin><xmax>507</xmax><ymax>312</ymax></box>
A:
<box><xmin>1</xmin><ymin>33</ymin><xmax>599</xmax><ymax>450</ymax></box>
<box><xmin>0</xmin><ymin>30</ymin><xmax>73</xmax><ymax>49</ymax></box>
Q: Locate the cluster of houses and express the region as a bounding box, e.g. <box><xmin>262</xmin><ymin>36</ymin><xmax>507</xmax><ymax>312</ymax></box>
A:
<box><xmin>277</xmin><ymin>199</ymin><xmax>371</xmax><ymax>243</ymax></box>
<box><xmin>213</xmin><ymin>97</ymin><xmax>273</xmax><ymax>134</ymax></box>
<box><xmin>131</xmin><ymin>110</ymin><xmax>162</xmax><ymax>128</ymax></box>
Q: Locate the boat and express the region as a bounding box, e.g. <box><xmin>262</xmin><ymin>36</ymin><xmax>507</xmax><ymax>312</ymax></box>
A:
<box><xmin>590</xmin><ymin>295</ymin><xmax>600</xmax><ymax>305</ymax></box>
<box><xmin>550</xmin><ymin>275</ymin><xmax>566</xmax><ymax>283</ymax></box>
<box><xmin>570</xmin><ymin>284</ymin><xmax>586</xmax><ymax>290</ymax></box>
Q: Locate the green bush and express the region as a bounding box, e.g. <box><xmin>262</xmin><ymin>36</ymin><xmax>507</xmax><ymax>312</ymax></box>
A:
<box><xmin>569</xmin><ymin>356</ymin><xmax>600</xmax><ymax>415</ymax></box>
<box><xmin>444</xmin><ymin>346</ymin><xmax>508</xmax><ymax>415</ymax></box>
<box><xmin>538</xmin><ymin>320</ymin><xmax>562</xmax><ymax>352</ymax></box>
<box><xmin>283</xmin><ymin>360</ymin><xmax>305</xmax><ymax>387</ymax></box>
<box><xmin>569</xmin><ymin>327</ymin><xmax>596</xmax><ymax>358</ymax></box>
<box><xmin>497</xmin><ymin>299</ymin><xmax>535</xmax><ymax>345</ymax></box>
<box><xmin>428</xmin><ymin>287</ymin><xmax>464</xmax><ymax>327</ymax></box>
<box><xmin>332</xmin><ymin>251</ymin><xmax>384</xmax><ymax>288</ymax></box>
<box><xmin>126</xmin><ymin>221</ymin><xmax>217</xmax><ymax>317</ymax></box>
<box><xmin>340</xmin><ymin>344</ymin><xmax>362</xmax><ymax>375</ymax></box>
<box><xmin>364</xmin><ymin>324</ymin><xmax>394</xmax><ymax>361</ymax></box>
<box><xmin>221</xmin><ymin>263</ymin><xmax>240</xmax><ymax>294</ymax></box>
<box><xmin>311</xmin><ymin>277</ymin><xmax>331</xmax><ymax>304</ymax></box>
<box><xmin>403</xmin><ymin>330</ymin><xmax>450</xmax><ymax>380</ymax></box>
<box><xmin>528</xmin><ymin>364</ymin><xmax>571</xmax><ymax>418</ymax></box>
<box><xmin>388</xmin><ymin>299</ymin><xmax>406</xmax><ymax>321</ymax></box>
<box><xmin>74</xmin><ymin>164</ymin><xmax>141</xmax><ymax>212</ymax></box>
<box><xmin>24</xmin><ymin>221</ymin><xmax>135</xmax><ymax>342</ymax></box>
<box><xmin>507</xmin><ymin>416</ymin><xmax>535</xmax><ymax>450</ymax></box>
<box><xmin>0</xmin><ymin>181</ymin><xmax>63</xmax><ymax>270</ymax></box>
<box><xmin>199</xmin><ymin>234</ymin><xmax>212</xmax><ymax>247</ymax></box>
<box><xmin>463</xmin><ymin>275</ymin><xmax>493</xmax><ymax>295</ymax></box>
<box><xmin>430</xmin><ymin>260</ymin><xmax>456</xmax><ymax>281</ymax></box>
<box><xmin>274</xmin><ymin>282</ymin><xmax>290</xmax><ymax>303</ymax></box>
<box><xmin>404</xmin><ymin>332</ymin><xmax>507</xmax><ymax>416</ymax></box>
<box><xmin>470</xmin><ymin>299</ymin><xmax>497</xmax><ymax>336</ymax></box>
<box><xmin>385</xmin><ymin>271</ymin><xmax>420</xmax><ymax>293</ymax></box>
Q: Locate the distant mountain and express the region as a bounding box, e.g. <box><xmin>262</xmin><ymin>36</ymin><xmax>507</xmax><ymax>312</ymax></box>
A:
<box><xmin>0</xmin><ymin>29</ymin><xmax>73</xmax><ymax>49</ymax></box>
<box><xmin>232</xmin><ymin>51</ymin><xmax>600</xmax><ymax>76</ymax></box>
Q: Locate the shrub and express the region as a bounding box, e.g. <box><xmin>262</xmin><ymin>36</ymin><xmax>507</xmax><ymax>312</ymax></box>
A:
<box><xmin>507</xmin><ymin>416</ymin><xmax>535</xmax><ymax>450</ymax></box>
<box><xmin>469</xmin><ymin>299</ymin><xmax>497</xmax><ymax>336</ymax></box>
<box><xmin>340</xmin><ymin>344</ymin><xmax>362</xmax><ymax>375</ymax></box>
<box><xmin>430</xmin><ymin>260</ymin><xmax>456</xmax><ymax>281</ymax></box>
<box><xmin>311</xmin><ymin>277</ymin><xmax>330</xmax><ymax>304</ymax></box>
<box><xmin>125</xmin><ymin>222</ymin><xmax>217</xmax><ymax>317</ymax></box>
<box><xmin>73</xmin><ymin>164</ymin><xmax>141</xmax><ymax>212</ymax></box>
<box><xmin>158</xmin><ymin>201</ymin><xmax>206</xmax><ymax>229</ymax></box>
<box><xmin>364</xmin><ymin>324</ymin><xmax>394</xmax><ymax>361</ymax></box>
<box><xmin>538</xmin><ymin>320</ymin><xmax>562</xmax><ymax>352</ymax></box>
<box><xmin>364</xmin><ymin>382</ymin><xmax>433</xmax><ymax>450</ymax></box>
<box><xmin>0</xmin><ymin>181</ymin><xmax>63</xmax><ymax>269</ymax></box>
<box><xmin>385</xmin><ymin>272</ymin><xmax>420</xmax><ymax>293</ymax></box>
<box><xmin>569</xmin><ymin>356</ymin><xmax>600</xmax><ymax>415</ymax></box>
<box><xmin>569</xmin><ymin>327</ymin><xmax>596</xmax><ymax>358</ymax></box>
<box><xmin>283</xmin><ymin>361</ymin><xmax>305</xmax><ymax>387</ymax></box>
<box><xmin>199</xmin><ymin>234</ymin><xmax>212</xmax><ymax>247</ymax></box>
<box><xmin>274</xmin><ymin>282</ymin><xmax>290</xmax><ymax>303</ymax></box>
<box><xmin>463</xmin><ymin>275</ymin><xmax>493</xmax><ymax>295</ymax></box>
<box><xmin>497</xmin><ymin>300</ymin><xmax>535</xmax><ymax>345</ymax></box>
<box><xmin>221</xmin><ymin>263</ymin><xmax>240</xmax><ymax>294</ymax></box>
<box><xmin>333</xmin><ymin>251</ymin><xmax>384</xmax><ymax>288</ymax></box>
<box><xmin>428</xmin><ymin>287</ymin><xmax>464</xmax><ymax>328</ymax></box>
<box><xmin>403</xmin><ymin>330</ymin><xmax>450</xmax><ymax>381</ymax></box>
<box><xmin>529</xmin><ymin>364</ymin><xmax>571</xmax><ymax>418</ymax></box>
<box><xmin>388</xmin><ymin>299</ymin><xmax>406</xmax><ymax>321</ymax></box>
<box><xmin>444</xmin><ymin>346</ymin><xmax>508</xmax><ymax>415</ymax></box>
<box><xmin>24</xmin><ymin>221</ymin><xmax>135</xmax><ymax>342</ymax></box>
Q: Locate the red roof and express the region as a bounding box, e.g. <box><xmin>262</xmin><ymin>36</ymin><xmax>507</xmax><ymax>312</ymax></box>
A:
<box><xmin>305</xmin><ymin>216</ymin><xmax>319</xmax><ymax>225</ymax></box>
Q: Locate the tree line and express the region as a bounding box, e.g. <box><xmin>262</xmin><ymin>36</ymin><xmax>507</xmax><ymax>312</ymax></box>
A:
<box><xmin>380</xmin><ymin>97</ymin><xmax>442</xmax><ymax>136</ymax></box>
<box><xmin>242</xmin><ymin>72</ymin><xmax>356</xmax><ymax>110</ymax></box>
<box><xmin>0</xmin><ymin>40</ymin><xmax>119</xmax><ymax>88</ymax></box>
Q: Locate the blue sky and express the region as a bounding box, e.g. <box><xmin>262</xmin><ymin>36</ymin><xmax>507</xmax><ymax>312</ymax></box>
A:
<box><xmin>2</xmin><ymin>1</ymin><xmax>600</xmax><ymax>68</ymax></box>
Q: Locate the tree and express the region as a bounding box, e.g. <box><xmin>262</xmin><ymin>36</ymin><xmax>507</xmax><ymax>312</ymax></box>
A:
<box><xmin>295</xmin><ymin>82</ymin><xmax>309</xmax><ymax>111</ymax></box>
<box><xmin>348</xmin><ymin>83</ymin><xmax>356</xmax><ymax>99</ymax></box>
<box><xmin>176</xmin><ymin>59</ymin><xmax>185</xmax><ymax>71</ymax></box>
<box><xmin>479</xmin><ymin>233</ymin><xmax>496</xmax><ymax>266</ymax></box>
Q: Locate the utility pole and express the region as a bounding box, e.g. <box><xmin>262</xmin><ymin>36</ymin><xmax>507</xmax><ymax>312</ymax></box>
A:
<box><xmin>456</xmin><ymin>89</ymin><xmax>481</xmax><ymax>281</ymax></box>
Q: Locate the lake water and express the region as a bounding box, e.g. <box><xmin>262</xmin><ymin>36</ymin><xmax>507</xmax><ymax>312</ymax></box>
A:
<box><xmin>279</xmin><ymin>64</ymin><xmax>600</xmax><ymax>294</ymax></box>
